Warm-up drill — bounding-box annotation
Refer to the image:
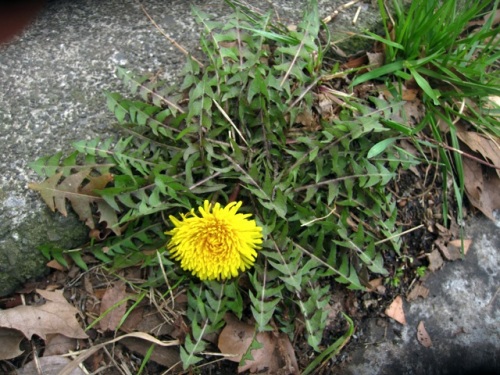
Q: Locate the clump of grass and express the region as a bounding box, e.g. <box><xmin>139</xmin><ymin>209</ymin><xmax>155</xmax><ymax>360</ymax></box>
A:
<box><xmin>353</xmin><ymin>0</ymin><xmax>500</xmax><ymax>230</ymax></box>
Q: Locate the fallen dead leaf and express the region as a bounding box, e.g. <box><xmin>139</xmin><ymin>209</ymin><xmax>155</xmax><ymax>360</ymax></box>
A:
<box><xmin>342</xmin><ymin>54</ymin><xmax>368</xmax><ymax>69</ymax></box>
<box><xmin>296</xmin><ymin>109</ymin><xmax>318</xmax><ymax>130</ymax></box>
<box><xmin>366</xmin><ymin>52</ymin><xmax>384</xmax><ymax>69</ymax></box>
<box><xmin>121</xmin><ymin>337</ymin><xmax>181</xmax><ymax>370</ymax></box>
<box><xmin>427</xmin><ymin>249</ymin><xmax>444</xmax><ymax>272</ymax></box>
<box><xmin>99</xmin><ymin>281</ymin><xmax>127</xmax><ymax>332</ymax></box>
<box><xmin>18</xmin><ymin>355</ymin><xmax>86</xmax><ymax>375</ymax></box>
<box><xmin>376</xmin><ymin>84</ymin><xmax>423</xmax><ymax>125</ymax></box>
<box><xmin>44</xmin><ymin>334</ymin><xmax>78</xmax><ymax>356</ymax></box>
<box><xmin>468</xmin><ymin>8</ymin><xmax>500</xmax><ymax>27</ymax></box>
<box><xmin>462</xmin><ymin>157</ymin><xmax>500</xmax><ymax>222</ymax></box>
<box><xmin>457</xmin><ymin>126</ymin><xmax>500</xmax><ymax>178</ymax></box>
<box><xmin>58</xmin><ymin>332</ymin><xmax>179</xmax><ymax>375</ymax></box>
<box><xmin>121</xmin><ymin>305</ymin><xmax>176</xmax><ymax>337</ymax></box>
<box><xmin>436</xmin><ymin>238</ymin><xmax>472</xmax><ymax>261</ymax></box>
<box><xmin>0</xmin><ymin>327</ymin><xmax>25</xmax><ymax>360</ymax></box>
<box><xmin>366</xmin><ymin>278</ymin><xmax>386</xmax><ymax>294</ymax></box>
<box><xmin>218</xmin><ymin>314</ymin><xmax>299</xmax><ymax>374</ymax></box>
<box><xmin>385</xmin><ymin>296</ymin><xmax>406</xmax><ymax>325</ymax></box>
<box><xmin>486</xmin><ymin>95</ymin><xmax>500</xmax><ymax>111</ymax></box>
<box><xmin>0</xmin><ymin>289</ymin><xmax>88</xmax><ymax>340</ymax></box>
<box><xmin>448</xmin><ymin>239</ymin><xmax>472</xmax><ymax>256</ymax></box>
<box><xmin>406</xmin><ymin>283</ymin><xmax>429</xmax><ymax>302</ymax></box>
<box><xmin>417</xmin><ymin>321</ymin><xmax>432</xmax><ymax>348</ymax></box>
<box><xmin>46</xmin><ymin>259</ymin><xmax>66</xmax><ymax>271</ymax></box>
<box><xmin>37</xmin><ymin>288</ymin><xmax>70</xmax><ymax>304</ymax></box>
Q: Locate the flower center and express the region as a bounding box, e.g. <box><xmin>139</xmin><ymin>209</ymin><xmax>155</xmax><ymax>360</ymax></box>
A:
<box><xmin>203</xmin><ymin>219</ymin><xmax>231</xmax><ymax>255</ymax></box>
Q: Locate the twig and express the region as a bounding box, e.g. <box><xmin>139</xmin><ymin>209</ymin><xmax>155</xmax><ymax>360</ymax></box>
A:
<box><xmin>322</xmin><ymin>0</ymin><xmax>363</xmax><ymax>24</ymax></box>
<box><xmin>423</xmin><ymin>134</ymin><xmax>500</xmax><ymax>170</ymax></box>
<box><xmin>352</xmin><ymin>5</ymin><xmax>362</xmax><ymax>25</ymax></box>
<box><xmin>156</xmin><ymin>251</ymin><xmax>176</xmax><ymax>310</ymax></box>
<box><xmin>280</xmin><ymin>29</ymin><xmax>308</xmax><ymax>87</ymax></box>
<box><xmin>137</xmin><ymin>1</ymin><xmax>204</xmax><ymax>68</ymax></box>
<box><xmin>224</xmin><ymin>155</ymin><xmax>268</xmax><ymax>198</ymax></box>
<box><xmin>189</xmin><ymin>171</ymin><xmax>222</xmax><ymax>191</ymax></box>
<box><xmin>374</xmin><ymin>224</ymin><xmax>424</xmax><ymax>245</ymax></box>
<box><xmin>294</xmin><ymin>173</ymin><xmax>393</xmax><ymax>192</ymax></box>
<box><xmin>213</xmin><ymin>99</ymin><xmax>250</xmax><ymax>147</ymax></box>
<box><xmin>301</xmin><ymin>206</ymin><xmax>336</xmax><ymax>226</ymax></box>
<box><xmin>285</xmin><ymin>76</ymin><xmax>322</xmax><ymax>113</ymax></box>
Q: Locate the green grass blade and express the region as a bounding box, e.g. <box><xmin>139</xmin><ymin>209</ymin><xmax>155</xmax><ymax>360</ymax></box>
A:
<box><xmin>301</xmin><ymin>313</ymin><xmax>355</xmax><ymax>375</ymax></box>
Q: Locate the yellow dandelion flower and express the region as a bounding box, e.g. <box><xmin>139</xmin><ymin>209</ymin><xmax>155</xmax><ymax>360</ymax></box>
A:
<box><xmin>166</xmin><ymin>200</ymin><xmax>263</xmax><ymax>281</ymax></box>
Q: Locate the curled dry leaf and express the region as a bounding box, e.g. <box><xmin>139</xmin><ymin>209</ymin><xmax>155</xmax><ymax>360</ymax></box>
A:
<box><xmin>0</xmin><ymin>328</ymin><xmax>25</xmax><ymax>360</ymax></box>
<box><xmin>385</xmin><ymin>296</ymin><xmax>406</xmax><ymax>325</ymax></box>
<box><xmin>417</xmin><ymin>321</ymin><xmax>432</xmax><ymax>348</ymax></box>
<box><xmin>47</xmin><ymin>259</ymin><xmax>66</xmax><ymax>271</ymax></box>
<box><xmin>407</xmin><ymin>283</ymin><xmax>429</xmax><ymax>302</ymax></box>
<box><xmin>366</xmin><ymin>52</ymin><xmax>384</xmax><ymax>69</ymax></box>
<box><xmin>0</xmin><ymin>289</ymin><xmax>87</xmax><ymax>340</ymax></box>
<box><xmin>462</xmin><ymin>157</ymin><xmax>500</xmax><ymax>222</ymax></box>
<box><xmin>457</xmin><ymin>126</ymin><xmax>500</xmax><ymax>177</ymax></box>
<box><xmin>218</xmin><ymin>314</ymin><xmax>299</xmax><ymax>374</ymax></box>
<box><xmin>427</xmin><ymin>249</ymin><xmax>444</xmax><ymax>272</ymax></box>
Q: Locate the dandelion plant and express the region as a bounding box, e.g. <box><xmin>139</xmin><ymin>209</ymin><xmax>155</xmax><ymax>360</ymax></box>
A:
<box><xmin>29</xmin><ymin>0</ymin><xmax>422</xmax><ymax>371</ymax></box>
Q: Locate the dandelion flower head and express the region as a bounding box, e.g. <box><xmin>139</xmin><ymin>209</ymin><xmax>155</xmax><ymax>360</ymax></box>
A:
<box><xmin>166</xmin><ymin>200</ymin><xmax>263</xmax><ymax>281</ymax></box>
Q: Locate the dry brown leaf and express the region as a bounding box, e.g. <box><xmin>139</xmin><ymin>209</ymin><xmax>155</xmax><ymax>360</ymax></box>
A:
<box><xmin>448</xmin><ymin>239</ymin><xmax>472</xmax><ymax>256</ymax></box>
<box><xmin>121</xmin><ymin>337</ymin><xmax>181</xmax><ymax>370</ymax></box>
<box><xmin>385</xmin><ymin>296</ymin><xmax>406</xmax><ymax>325</ymax></box>
<box><xmin>296</xmin><ymin>109</ymin><xmax>317</xmax><ymax>129</ymax></box>
<box><xmin>435</xmin><ymin>238</ymin><xmax>458</xmax><ymax>261</ymax></box>
<box><xmin>99</xmin><ymin>281</ymin><xmax>127</xmax><ymax>332</ymax></box>
<box><xmin>486</xmin><ymin>95</ymin><xmax>500</xmax><ymax>110</ymax></box>
<box><xmin>18</xmin><ymin>355</ymin><xmax>86</xmax><ymax>375</ymax></box>
<box><xmin>376</xmin><ymin>84</ymin><xmax>423</xmax><ymax>125</ymax></box>
<box><xmin>463</xmin><ymin>157</ymin><xmax>500</xmax><ymax>222</ymax></box>
<box><xmin>28</xmin><ymin>170</ymin><xmax>117</xmax><ymax>235</ymax></box>
<box><xmin>46</xmin><ymin>259</ymin><xmax>66</xmax><ymax>271</ymax></box>
<box><xmin>0</xmin><ymin>289</ymin><xmax>87</xmax><ymax>340</ymax></box>
<box><xmin>58</xmin><ymin>332</ymin><xmax>179</xmax><ymax>375</ymax></box>
<box><xmin>0</xmin><ymin>328</ymin><xmax>25</xmax><ymax>360</ymax></box>
<box><xmin>427</xmin><ymin>249</ymin><xmax>444</xmax><ymax>272</ymax></box>
<box><xmin>121</xmin><ymin>306</ymin><xmax>175</xmax><ymax>337</ymax></box>
<box><xmin>406</xmin><ymin>283</ymin><xmax>429</xmax><ymax>302</ymax></box>
<box><xmin>366</xmin><ymin>278</ymin><xmax>386</xmax><ymax>294</ymax></box>
<box><xmin>417</xmin><ymin>321</ymin><xmax>432</xmax><ymax>348</ymax></box>
<box><xmin>457</xmin><ymin>126</ymin><xmax>500</xmax><ymax>177</ymax></box>
<box><xmin>437</xmin><ymin>238</ymin><xmax>472</xmax><ymax>261</ymax></box>
<box><xmin>366</xmin><ymin>52</ymin><xmax>384</xmax><ymax>69</ymax></box>
<box><xmin>403</xmin><ymin>99</ymin><xmax>424</xmax><ymax>125</ymax></box>
<box><xmin>44</xmin><ymin>334</ymin><xmax>78</xmax><ymax>356</ymax></box>
<box><xmin>218</xmin><ymin>314</ymin><xmax>299</xmax><ymax>374</ymax></box>
<box><xmin>37</xmin><ymin>288</ymin><xmax>69</xmax><ymax>304</ymax></box>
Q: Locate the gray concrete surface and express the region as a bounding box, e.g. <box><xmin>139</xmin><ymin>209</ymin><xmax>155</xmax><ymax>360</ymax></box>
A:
<box><xmin>0</xmin><ymin>0</ymin><xmax>381</xmax><ymax>296</ymax></box>
<box><xmin>338</xmin><ymin>216</ymin><xmax>499</xmax><ymax>375</ymax></box>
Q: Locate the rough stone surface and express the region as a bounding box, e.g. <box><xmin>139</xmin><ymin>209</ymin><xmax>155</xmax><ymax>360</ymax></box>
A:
<box><xmin>338</xmin><ymin>216</ymin><xmax>500</xmax><ymax>375</ymax></box>
<box><xmin>0</xmin><ymin>0</ymin><xmax>381</xmax><ymax>296</ymax></box>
